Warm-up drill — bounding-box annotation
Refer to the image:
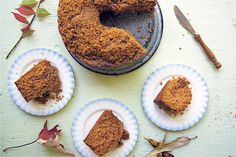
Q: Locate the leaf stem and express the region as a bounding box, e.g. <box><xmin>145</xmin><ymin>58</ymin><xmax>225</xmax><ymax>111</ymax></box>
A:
<box><xmin>3</xmin><ymin>138</ymin><xmax>38</xmax><ymax>152</ymax></box>
<box><xmin>5</xmin><ymin>1</ymin><xmax>42</xmax><ymax>59</ymax></box>
<box><xmin>5</xmin><ymin>35</ymin><xmax>23</xmax><ymax>59</ymax></box>
<box><xmin>191</xmin><ymin>136</ymin><xmax>198</xmax><ymax>140</ymax></box>
<box><xmin>30</xmin><ymin>1</ymin><xmax>41</xmax><ymax>25</ymax></box>
<box><xmin>162</xmin><ymin>132</ymin><xmax>168</xmax><ymax>143</ymax></box>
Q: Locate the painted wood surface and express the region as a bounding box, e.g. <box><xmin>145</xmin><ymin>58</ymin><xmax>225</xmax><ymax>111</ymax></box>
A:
<box><xmin>0</xmin><ymin>0</ymin><xmax>236</xmax><ymax>157</ymax></box>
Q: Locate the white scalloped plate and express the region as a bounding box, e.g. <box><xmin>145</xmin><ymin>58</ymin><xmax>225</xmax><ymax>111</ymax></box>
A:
<box><xmin>8</xmin><ymin>48</ymin><xmax>75</xmax><ymax>116</ymax></box>
<box><xmin>71</xmin><ymin>98</ymin><xmax>138</xmax><ymax>157</ymax></box>
<box><xmin>142</xmin><ymin>64</ymin><xmax>209</xmax><ymax>131</ymax></box>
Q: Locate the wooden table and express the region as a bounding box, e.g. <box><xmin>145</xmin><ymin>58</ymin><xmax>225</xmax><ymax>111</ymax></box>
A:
<box><xmin>0</xmin><ymin>0</ymin><xmax>235</xmax><ymax>157</ymax></box>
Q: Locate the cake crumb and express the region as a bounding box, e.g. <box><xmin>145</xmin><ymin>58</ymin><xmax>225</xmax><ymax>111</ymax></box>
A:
<box><xmin>234</xmin><ymin>22</ymin><xmax>236</xmax><ymax>28</ymax></box>
<box><xmin>141</xmin><ymin>35</ymin><xmax>146</xmax><ymax>39</ymax></box>
<box><xmin>148</xmin><ymin>22</ymin><xmax>151</xmax><ymax>29</ymax></box>
<box><xmin>136</xmin><ymin>26</ymin><xmax>142</xmax><ymax>33</ymax></box>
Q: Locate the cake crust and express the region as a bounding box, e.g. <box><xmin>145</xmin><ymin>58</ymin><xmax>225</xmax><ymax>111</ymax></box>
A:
<box><xmin>84</xmin><ymin>110</ymin><xmax>129</xmax><ymax>156</ymax></box>
<box><xmin>58</xmin><ymin>0</ymin><xmax>156</xmax><ymax>68</ymax></box>
<box><xmin>154</xmin><ymin>77</ymin><xmax>192</xmax><ymax>115</ymax></box>
<box><xmin>15</xmin><ymin>60</ymin><xmax>61</xmax><ymax>103</ymax></box>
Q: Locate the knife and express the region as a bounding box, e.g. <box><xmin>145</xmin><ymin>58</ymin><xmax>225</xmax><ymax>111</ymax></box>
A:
<box><xmin>174</xmin><ymin>5</ymin><xmax>222</xmax><ymax>69</ymax></box>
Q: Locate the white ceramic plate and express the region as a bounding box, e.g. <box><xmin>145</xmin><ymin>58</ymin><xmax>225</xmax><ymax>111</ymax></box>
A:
<box><xmin>142</xmin><ymin>64</ymin><xmax>209</xmax><ymax>131</ymax></box>
<box><xmin>8</xmin><ymin>48</ymin><xmax>75</xmax><ymax>116</ymax></box>
<box><xmin>71</xmin><ymin>98</ymin><xmax>138</xmax><ymax>157</ymax></box>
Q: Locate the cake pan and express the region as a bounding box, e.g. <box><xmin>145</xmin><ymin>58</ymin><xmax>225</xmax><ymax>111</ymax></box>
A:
<box><xmin>68</xmin><ymin>4</ymin><xmax>163</xmax><ymax>75</ymax></box>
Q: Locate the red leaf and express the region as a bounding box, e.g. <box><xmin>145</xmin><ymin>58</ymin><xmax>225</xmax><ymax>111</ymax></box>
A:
<box><xmin>40</xmin><ymin>0</ymin><xmax>45</xmax><ymax>3</ymax></box>
<box><xmin>16</xmin><ymin>6</ymin><xmax>35</xmax><ymax>16</ymax></box>
<box><xmin>21</xmin><ymin>24</ymin><xmax>31</xmax><ymax>32</ymax></box>
<box><xmin>37</xmin><ymin>120</ymin><xmax>75</xmax><ymax>156</ymax></box>
<box><xmin>3</xmin><ymin>120</ymin><xmax>75</xmax><ymax>156</ymax></box>
<box><xmin>38</xmin><ymin>120</ymin><xmax>61</xmax><ymax>141</ymax></box>
<box><xmin>11</xmin><ymin>12</ymin><xmax>29</xmax><ymax>24</ymax></box>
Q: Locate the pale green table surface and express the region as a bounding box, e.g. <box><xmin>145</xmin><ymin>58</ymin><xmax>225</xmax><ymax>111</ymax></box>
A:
<box><xmin>1</xmin><ymin>0</ymin><xmax>236</xmax><ymax>157</ymax></box>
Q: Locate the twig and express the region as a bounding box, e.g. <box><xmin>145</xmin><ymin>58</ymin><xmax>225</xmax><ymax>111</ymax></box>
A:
<box><xmin>3</xmin><ymin>138</ymin><xmax>38</xmax><ymax>152</ymax></box>
<box><xmin>5</xmin><ymin>36</ymin><xmax>24</xmax><ymax>59</ymax></box>
<box><xmin>5</xmin><ymin>1</ymin><xmax>42</xmax><ymax>59</ymax></box>
<box><xmin>162</xmin><ymin>132</ymin><xmax>168</xmax><ymax>143</ymax></box>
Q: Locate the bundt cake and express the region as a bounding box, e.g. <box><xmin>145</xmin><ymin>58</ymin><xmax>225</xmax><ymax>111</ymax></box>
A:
<box><xmin>58</xmin><ymin>0</ymin><xmax>157</xmax><ymax>68</ymax></box>
<box><xmin>154</xmin><ymin>77</ymin><xmax>192</xmax><ymax>116</ymax></box>
<box><xmin>84</xmin><ymin>110</ymin><xmax>129</xmax><ymax>156</ymax></box>
<box><xmin>15</xmin><ymin>60</ymin><xmax>61</xmax><ymax>104</ymax></box>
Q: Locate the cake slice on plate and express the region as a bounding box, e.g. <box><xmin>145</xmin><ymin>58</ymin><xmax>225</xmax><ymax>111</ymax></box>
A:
<box><xmin>84</xmin><ymin>110</ymin><xmax>129</xmax><ymax>156</ymax></box>
<box><xmin>154</xmin><ymin>77</ymin><xmax>192</xmax><ymax>116</ymax></box>
<box><xmin>15</xmin><ymin>60</ymin><xmax>61</xmax><ymax>104</ymax></box>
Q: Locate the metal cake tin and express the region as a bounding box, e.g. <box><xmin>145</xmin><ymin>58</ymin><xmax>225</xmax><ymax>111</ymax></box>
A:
<box><xmin>68</xmin><ymin>4</ymin><xmax>163</xmax><ymax>75</ymax></box>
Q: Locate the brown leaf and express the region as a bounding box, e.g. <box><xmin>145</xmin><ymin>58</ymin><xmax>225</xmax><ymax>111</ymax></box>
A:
<box><xmin>145</xmin><ymin>137</ymin><xmax>162</xmax><ymax>148</ymax></box>
<box><xmin>12</xmin><ymin>12</ymin><xmax>29</xmax><ymax>24</ymax></box>
<box><xmin>16</xmin><ymin>6</ymin><xmax>35</xmax><ymax>16</ymax></box>
<box><xmin>147</xmin><ymin>136</ymin><xmax>197</xmax><ymax>157</ymax></box>
<box><xmin>157</xmin><ymin>152</ymin><xmax>174</xmax><ymax>157</ymax></box>
<box><xmin>22</xmin><ymin>29</ymin><xmax>35</xmax><ymax>37</ymax></box>
<box><xmin>145</xmin><ymin>133</ymin><xmax>168</xmax><ymax>149</ymax></box>
<box><xmin>40</xmin><ymin>0</ymin><xmax>45</xmax><ymax>3</ymax></box>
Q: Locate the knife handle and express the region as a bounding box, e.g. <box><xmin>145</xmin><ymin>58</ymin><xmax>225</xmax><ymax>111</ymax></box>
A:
<box><xmin>194</xmin><ymin>34</ymin><xmax>222</xmax><ymax>69</ymax></box>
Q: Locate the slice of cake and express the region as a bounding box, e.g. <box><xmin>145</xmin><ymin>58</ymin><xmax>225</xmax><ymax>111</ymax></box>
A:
<box><xmin>154</xmin><ymin>77</ymin><xmax>192</xmax><ymax>116</ymax></box>
<box><xmin>84</xmin><ymin>110</ymin><xmax>129</xmax><ymax>156</ymax></box>
<box><xmin>15</xmin><ymin>60</ymin><xmax>61</xmax><ymax>104</ymax></box>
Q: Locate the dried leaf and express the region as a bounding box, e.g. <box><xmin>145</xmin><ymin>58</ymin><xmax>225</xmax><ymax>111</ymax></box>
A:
<box><xmin>2</xmin><ymin>120</ymin><xmax>75</xmax><ymax>156</ymax></box>
<box><xmin>147</xmin><ymin>136</ymin><xmax>197</xmax><ymax>157</ymax></box>
<box><xmin>145</xmin><ymin>137</ymin><xmax>162</xmax><ymax>148</ymax></box>
<box><xmin>36</xmin><ymin>8</ymin><xmax>51</xmax><ymax>17</ymax></box>
<box><xmin>37</xmin><ymin>120</ymin><xmax>61</xmax><ymax>143</ymax></box>
<box><xmin>22</xmin><ymin>29</ymin><xmax>35</xmax><ymax>37</ymax></box>
<box><xmin>21</xmin><ymin>24</ymin><xmax>31</xmax><ymax>32</ymax></box>
<box><xmin>145</xmin><ymin>133</ymin><xmax>168</xmax><ymax>149</ymax></box>
<box><xmin>37</xmin><ymin>121</ymin><xmax>75</xmax><ymax>157</ymax></box>
<box><xmin>157</xmin><ymin>152</ymin><xmax>174</xmax><ymax>157</ymax></box>
<box><xmin>42</xmin><ymin>138</ymin><xmax>75</xmax><ymax>157</ymax></box>
<box><xmin>40</xmin><ymin>0</ymin><xmax>45</xmax><ymax>3</ymax></box>
<box><xmin>12</xmin><ymin>12</ymin><xmax>29</xmax><ymax>24</ymax></box>
<box><xmin>16</xmin><ymin>6</ymin><xmax>35</xmax><ymax>16</ymax></box>
<box><xmin>20</xmin><ymin>0</ymin><xmax>38</xmax><ymax>8</ymax></box>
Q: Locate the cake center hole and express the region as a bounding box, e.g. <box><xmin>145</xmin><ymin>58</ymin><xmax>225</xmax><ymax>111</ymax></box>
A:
<box><xmin>100</xmin><ymin>11</ymin><xmax>117</xmax><ymax>27</ymax></box>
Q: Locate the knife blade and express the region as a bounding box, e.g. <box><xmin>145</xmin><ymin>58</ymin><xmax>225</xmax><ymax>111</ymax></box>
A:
<box><xmin>174</xmin><ymin>5</ymin><xmax>222</xmax><ymax>69</ymax></box>
<box><xmin>174</xmin><ymin>5</ymin><xmax>196</xmax><ymax>35</ymax></box>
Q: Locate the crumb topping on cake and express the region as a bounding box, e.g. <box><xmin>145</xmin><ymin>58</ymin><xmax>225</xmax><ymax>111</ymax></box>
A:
<box><xmin>58</xmin><ymin>0</ymin><xmax>156</xmax><ymax>68</ymax></box>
